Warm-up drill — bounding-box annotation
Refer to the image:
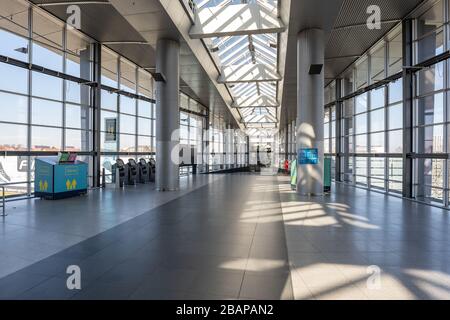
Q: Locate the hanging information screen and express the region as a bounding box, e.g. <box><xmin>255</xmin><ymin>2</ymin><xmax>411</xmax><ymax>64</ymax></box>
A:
<box><xmin>298</xmin><ymin>148</ymin><xmax>319</xmax><ymax>165</ymax></box>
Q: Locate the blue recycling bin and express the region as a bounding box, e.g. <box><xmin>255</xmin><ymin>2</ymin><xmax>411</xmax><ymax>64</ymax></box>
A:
<box><xmin>34</xmin><ymin>156</ymin><xmax>88</xmax><ymax>199</ymax></box>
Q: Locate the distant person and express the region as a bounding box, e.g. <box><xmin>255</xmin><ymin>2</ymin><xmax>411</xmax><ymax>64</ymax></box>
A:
<box><xmin>284</xmin><ymin>159</ymin><xmax>289</xmax><ymax>174</ymax></box>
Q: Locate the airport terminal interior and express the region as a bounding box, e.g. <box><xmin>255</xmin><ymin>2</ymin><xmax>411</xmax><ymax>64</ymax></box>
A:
<box><xmin>1</xmin><ymin>0</ymin><xmax>450</xmax><ymax>300</ymax></box>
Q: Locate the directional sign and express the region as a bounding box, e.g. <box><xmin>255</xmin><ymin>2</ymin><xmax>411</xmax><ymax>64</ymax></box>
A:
<box><xmin>298</xmin><ymin>148</ymin><xmax>319</xmax><ymax>165</ymax></box>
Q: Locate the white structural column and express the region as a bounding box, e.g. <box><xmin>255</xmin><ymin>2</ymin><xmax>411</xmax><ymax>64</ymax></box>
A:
<box><xmin>156</xmin><ymin>39</ymin><xmax>180</xmax><ymax>191</ymax></box>
<box><xmin>296</xmin><ymin>29</ymin><xmax>324</xmax><ymax>195</ymax></box>
<box><xmin>225</xmin><ymin>124</ymin><xmax>234</xmax><ymax>169</ymax></box>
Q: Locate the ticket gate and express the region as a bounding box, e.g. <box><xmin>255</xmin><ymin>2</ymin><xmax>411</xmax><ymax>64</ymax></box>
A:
<box><xmin>149</xmin><ymin>158</ymin><xmax>156</xmax><ymax>182</ymax></box>
<box><xmin>112</xmin><ymin>159</ymin><xmax>127</xmax><ymax>188</ymax></box>
<box><xmin>127</xmin><ymin>159</ymin><xmax>139</xmax><ymax>185</ymax></box>
<box><xmin>138</xmin><ymin>158</ymin><xmax>150</xmax><ymax>183</ymax></box>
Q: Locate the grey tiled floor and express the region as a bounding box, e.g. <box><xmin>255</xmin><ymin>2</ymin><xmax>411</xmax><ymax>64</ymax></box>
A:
<box><xmin>0</xmin><ymin>174</ymin><xmax>223</xmax><ymax>279</ymax></box>
<box><xmin>0</xmin><ymin>173</ymin><xmax>293</xmax><ymax>300</ymax></box>
<box><xmin>277</xmin><ymin>175</ymin><xmax>450</xmax><ymax>300</ymax></box>
<box><xmin>0</xmin><ymin>173</ymin><xmax>450</xmax><ymax>299</ymax></box>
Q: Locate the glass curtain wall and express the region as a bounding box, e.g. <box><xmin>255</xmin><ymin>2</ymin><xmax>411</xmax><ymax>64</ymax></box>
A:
<box><xmin>413</xmin><ymin>0</ymin><xmax>448</xmax><ymax>204</ymax></box>
<box><xmin>0</xmin><ymin>1</ymin><xmax>93</xmax><ymax>196</ymax></box>
<box><xmin>0</xmin><ymin>0</ymin><xmax>156</xmax><ymax>193</ymax></box>
<box><xmin>179</xmin><ymin>92</ymin><xmax>206</xmax><ymax>175</ymax></box>
<box><xmin>323</xmin><ymin>0</ymin><xmax>450</xmax><ymax>208</ymax></box>
<box><xmin>100</xmin><ymin>47</ymin><xmax>156</xmax><ymax>181</ymax></box>
<box><xmin>326</xmin><ymin>24</ymin><xmax>404</xmax><ymax>195</ymax></box>
<box><xmin>209</xmin><ymin>114</ymin><xmax>225</xmax><ymax>171</ymax></box>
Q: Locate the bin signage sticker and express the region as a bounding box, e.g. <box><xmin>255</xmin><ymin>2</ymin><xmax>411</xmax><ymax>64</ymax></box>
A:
<box><xmin>38</xmin><ymin>180</ymin><xmax>48</xmax><ymax>191</ymax></box>
<box><xmin>298</xmin><ymin>148</ymin><xmax>319</xmax><ymax>165</ymax></box>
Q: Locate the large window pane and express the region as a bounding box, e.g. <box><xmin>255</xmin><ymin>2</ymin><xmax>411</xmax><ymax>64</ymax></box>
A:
<box><xmin>388</xmin><ymin>130</ymin><xmax>403</xmax><ymax>153</ymax></box>
<box><xmin>32</xmin><ymin>42</ymin><xmax>63</xmax><ymax>71</ymax></box>
<box><xmin>66</xmin><ymin>104</ymin><xmax>91</xmax><ymax>130</ymax></box>
<box><xmin>355</xmin><ymin>57</ymin><xmax>368</xmax><ymax>89</ymax></box>
<box><xmin>355</xmin><ymin>134</ymin><xmax>367</xmax><ymax>153</ymax></box>
<box><xmin>370</xmin><ymin>108</ymin><xmax>384</xmax><ymax>132</ymax></box>
<box><xmin>180</xmin><ymin>125</ymin><xmax>188</xmax><ymax>144</ymax></box>
<box><xmin>65</xmin><ymin>29</ymin><xmax>92</xmax><ymax>78</ymax></box>
<box><xmin>0</xmin><ymin>63</ymin><xmax>28</xmax><ymax>94</ymax></box>
<box><xmin>370</xmin><ymin>158</ymin><xmax>385</xmax><ymax>189</ymax></box>
<box><xmin>388</xmin><ymin>103</ymin><xmax>402</xmax><ymax>130</ymax></box>
<box><xmin>32</xmin><ymin>9</ymin><xmax>64</xmax><ymax>71</ymax></box>
<box><xmin>416</xmin><ymin>1</ymin><xmax>444</xmax><ymax>63</ymax></box>
<box><xmin>417</xmin><ymin>62</ymin><xmax>444</xmax><ymax>95</ymax></box>
<box><xmin>101</xmin><ymin>47</ymin><xmax>118</xmax><ymax>88</ymax></box>
<box><xmin>138</xmin><ymin>117</ymin><xmax>151</xmax><ymax>136</ymax></box>
<box><xmin>0</xmin><ymin>122</ymin><xmax>27</xmax><ymax>151</ymax></box>
<box><xmin>342</xmin><ymin>68</ymin><xmax>354</xmax><ymax>95</ymax></box>
<box><xmin>415</xmin><ymin>93</ymin><xmax>444</xmax><ymax>125</ymax></box>
<box><xmin>65</xmin><ymin>129</ymin><xmax>90</xmax><ymax>151</ymax></box>
<box><xmin>138</xmin><ymin>136</ymin><xmax>151</xmax><ymax>153</ymax></box>
<box><xmin>32</xmin><ymin>72</ymin><xmax>62</xmax><ymax>100</ymax></box>
<box><xmin>388</xmin><ymin>79</ymin><xmax>402</xmax><ymax>103</ymax></box>
<box><xmin>415</xmin><ymin>124</ymin><xmax>444</xmax><ymax>153</ymax></box>
<box><xmin>101</xmin><ymin>90</ymin><xmax>118</xmax><ymax>111</ymax></box>
<box><xmin>119</xmin><ymin>134</ymin><xmax>135</xmax><ymax>152</ymax></box>
<box><xmin>31</xmin><ymin>126</ymin><xmax>62</xmax><ymax>151</ymax></box>
<box><xmin>138</xmin><ymin>69</ymin><xmax>153</xmax><ymax>98</ymax></box>
<box><xmin>101</xmin><ymin>132</ymin><xmax>117</xmax><ymax>152</ymax></box>
<box><xmin>388</xmin><ymin>28</ymin><xmax>402</xmax><ymax>76</ymax></box>
<box><xmin>66</xmin><ymin>81</ymin><xmax>90</xmax><ymax>105</ymax></box>
<box><xmin>355</xmin><ymin>113</ymin><xmax>367</xmax><ymax>134</ymax></box>
<box><xmin>120</xmin><ymin>59</ymin><xmax>136</xmax><ymax>92</ymax></box>
<box><xmin>388</xmin><ymin>158</ymin><xmax>403</xmax><ymax>192</ymax></box>
<box><xmin>120</xmin><ymin>95</ymin><xmax>136</xmax><ymax>115</ymax></box>
<box><xmin>355</xmin><ymin>157</ymin><xmax>367</xmax><ymax>185</ymax></box>
<box><xmin>138</xmin><ymin>100</ymin><xmax>152</xmax><ymax>118</ymax></box>
<box><xmin>119</xmin><ymin>113</ymin><xmax>136</xmax><ymax>134</ymax></box>
<box><xmin>415</xmin><ymin>158</ymin><xmax>444</xmax><ymax>202</ymax></box>
<box><xmin>32</xmin><ymin>98</ymin><xmax>62</xmax><ymax>126</ymax></box>
<box><xmin>355</xmin><ymin>93</ymin><xmax>367</xmax><ymax>113</ymax></box>
<box><xmin>370</xmin><ymin>43</ymin><xmax>385</xmax><ymax>83</ymax></box>
<box><xmin>0</xmin><ymin>0</ymin><xmax>29</xmax><ymax>60</ymax></box>
<box><xmin>370</xmin><ymin>86</ymin><xmax>385</xmax><ymax>110</ymax></box>
<box><xmin>0</xmin><ymin>91</ymin><xmax>27</xmax><ymax>123</ymax></box>
<box><xmin>0</xmin><ymin>29</ymin><xmax>29</xmax><ymax>62</ymax></box>
<box><xmin>370</xmin><ymin>132</ymin><xmax>384</xmax><ymax>153</ymax></box>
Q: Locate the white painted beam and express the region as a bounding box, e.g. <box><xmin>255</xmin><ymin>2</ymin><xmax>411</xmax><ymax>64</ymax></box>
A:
<box><xmin>232</xmin><ymin>95</ymin><xmax>279</xmax><ymax>108</ymax></box>
<box><xmin>190</xmin><ymin>2</ymin><xmax>285</xmax><ymax>39</ymax></box>
<box><xmin>218</xmin><ymin>63</ymin><xmax>281</xmax><ymax>83</ymax></box>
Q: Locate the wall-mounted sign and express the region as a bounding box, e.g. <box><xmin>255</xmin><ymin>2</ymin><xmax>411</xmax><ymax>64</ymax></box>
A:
<box><xmin>105</xmin><ymin>118</ymin><xmax>117</xmax><ymax>142</ymax></box>
<box><xmin>298</xmin><ymin>148</ymin><xmax>319</xmax><ymax>165</ymax></box>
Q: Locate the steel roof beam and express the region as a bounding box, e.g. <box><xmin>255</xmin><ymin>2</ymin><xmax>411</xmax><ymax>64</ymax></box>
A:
<box><xmin>218</xmin><ymin>63</ymin><xmax>281</xmax><ymax>83</ymax></box>
<box><xmin>231</xmin><ymin>94</ymin><xmax>279</xmax><ymax>108</ymax></box>
<box><xmin>189</xmin><ymin>2</ymin><xmax>285</xmax><ymax>39</ymax></box>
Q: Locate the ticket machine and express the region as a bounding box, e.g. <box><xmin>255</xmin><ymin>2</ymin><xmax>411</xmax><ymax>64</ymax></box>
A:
<box><xmin>127</xmin><ymin>159</ymin><xmax>138</xmax><ymax>185</ymax></box>
<box><xmin>138</xmin><ymin>158</ymin><xmax>150</xmax><ymax>183</ymax></box>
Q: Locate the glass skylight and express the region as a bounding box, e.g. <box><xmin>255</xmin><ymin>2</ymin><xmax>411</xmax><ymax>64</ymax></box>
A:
<box><xmin>192</xmin><ymin>0</ymin><xmax>280</xmax><ymax>130</ymax></box>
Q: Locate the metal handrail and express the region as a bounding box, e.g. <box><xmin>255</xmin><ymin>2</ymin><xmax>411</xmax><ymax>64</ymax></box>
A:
<box><xmin>0</xmin><ymin>181</ymin><xmax>33</xmax><ymax>217</ymax></box>
<box><xmin>1</xmin><ymin>186</ymin><xmax>6</xmax><ymax>217</ymax></box>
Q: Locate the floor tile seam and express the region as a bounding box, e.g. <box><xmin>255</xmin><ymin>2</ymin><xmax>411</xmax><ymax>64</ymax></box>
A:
<box><xmin>236</xmin><ymin>178</ymin><xmax>261</xmax><ymax>299</ymax></box>
<box><xmin>0</xmin><ymin>178</ymin><xmax>225</xmax><ymax>282</ymax></box>
<box><xmin>277</xmin><ymin>175</ymin><xmax>317</xmax><ymax>300</ymax></box>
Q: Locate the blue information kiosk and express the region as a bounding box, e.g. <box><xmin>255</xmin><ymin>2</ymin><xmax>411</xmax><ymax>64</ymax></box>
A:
<box><xmin>34</xmin><ymin>153</ymin><xmax>88</xmax><ymax>200</ymax></box>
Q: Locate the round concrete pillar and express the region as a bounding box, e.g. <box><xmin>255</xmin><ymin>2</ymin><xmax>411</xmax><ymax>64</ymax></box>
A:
<box><xmin>296</xmin><ymin>29</ymin><xmax>325</xmax><ymax>195</ymax></box>
<box><xmin>156</xmin><ymin>39</ymin><xmax>180</xmax><ymax>191</ymax></box>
